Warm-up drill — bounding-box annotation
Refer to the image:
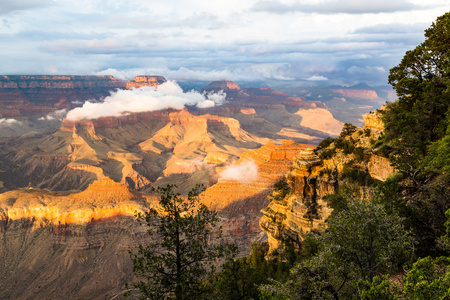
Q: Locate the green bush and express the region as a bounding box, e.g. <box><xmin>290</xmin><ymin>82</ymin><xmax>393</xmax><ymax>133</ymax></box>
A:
<box><xmin>341</xmin><ymin>164</ymin><xmax>379</xmax><ymax>187</ymax></box>
<box><xmin>318</xmin><ymin>147</ymin><xmax>336</xmax><ymax>160</ymax></box>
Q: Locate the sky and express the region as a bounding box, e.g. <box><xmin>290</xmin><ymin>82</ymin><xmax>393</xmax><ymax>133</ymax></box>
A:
<box><xmin>1</xmin><ymin>0</ymin><xmax>449</xmax><ymax>88</ymax></box>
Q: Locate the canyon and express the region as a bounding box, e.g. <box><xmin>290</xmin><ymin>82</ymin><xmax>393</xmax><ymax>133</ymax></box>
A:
<box><xmin>0</xmin><ymin>75</ymin><xmax>388</xmax><ymax>299</ymax></box>
<box><xmin>0</xmin><ymin>139</ymin><xmax>313</xmax><ymax>299</ymax></box>
<box><xmin>0</xmin><ymin>75</ymin><xmax>126</xmax><ymax>117</ymax></box>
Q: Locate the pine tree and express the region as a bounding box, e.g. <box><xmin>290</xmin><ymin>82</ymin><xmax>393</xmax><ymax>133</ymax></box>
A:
<box><xmin>129</xmin><ymin>184</ymin><xmax>228</xmax><ymax>300</ymax></box>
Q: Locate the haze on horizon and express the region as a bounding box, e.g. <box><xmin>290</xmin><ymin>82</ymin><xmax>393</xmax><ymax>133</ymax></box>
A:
<box><xmin>1</xmin><ymin>0</ymin><xmax>449</xmax><ymax>88</ymax></box>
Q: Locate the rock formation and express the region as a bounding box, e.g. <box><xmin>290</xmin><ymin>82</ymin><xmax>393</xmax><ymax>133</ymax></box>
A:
<box><xmin>0</xmin><ymin>178</ymin><xmax>156</xmax><ymax>299</ymax></box>
<box><xmin>126</xmin><ymin>75</ymin><xmax>167</xmax><ymax>89</ymax></box>
<box><xmin>201</xmin><ymin>140</ymin><xmax>316</xmax><ymax>251</ymax></box>
<box><xmin>0</xmin><ymin>75</ymin><xmax>126</xmax><ymax>117</ymax></box>
<box><xmin>260</xmin><ymin>149</ymin><xmax>336</xmax><ymax>250</ymax></box>
<box><xmin>259</xmin><ymin>110</ymin><xmax>396</xmax><ymax>252</ymax></box>
<box><xmin>363</xmin><ymin>107</ymin><xmax>385</xmax><ymax>130</ymax></box>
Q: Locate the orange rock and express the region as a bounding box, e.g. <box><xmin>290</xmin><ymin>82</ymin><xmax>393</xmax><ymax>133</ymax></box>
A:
<box><xmin>126</xmin><ymin>75</ymin><xmax>166</xmax><ymax>89</ymax></box>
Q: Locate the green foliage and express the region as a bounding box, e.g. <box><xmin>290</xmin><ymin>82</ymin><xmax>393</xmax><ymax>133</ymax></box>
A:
<box><xmin>205</xmin><ymin>242</ymin><xmax>298</xmax><ymax>300</ymax></box>
<box><xmin>129</xmin><ymin>184</ymin><xmax>230</xmax><ymax>300</ymax></box>
<box><xmin>441</xmin><ymin>209</ymin><xmax>450</xmax><ymax>251</ymax></box>
<box><xmin>341</xmin><ymin>163</ymin><xmax>380</xmax><ymax>187</ymax></box>
<box><xmin>261</xmin><ymin>251</ymin><xmax>356</xmax><ymax>300</ymax></box>
<box><xmin>364</xmin><ymin>127</ymin><xmax>372</xmax><ymax>137</ymax></box>
<box><xmin>403</xmin><ymin>256</ymin><xmax>450</xmax><ymax>299</ymax></box>
<box><xmin>270</xmin><ymin>177</ymin><xmax>291</xmax><ymax>202</ymax></box>
<box><xmin>423</xmin><ymin>116</ymin><xmax>450</xmax><ymax>180</ymax></box>
<box><xmin>318</xmin><ymin>147</ymin><xmax>336</xmax><ymax>160</ymax></box>
<box><xmin>373</xmin><ymin>174</ymin><xmax>410</xmax><ymax>218</ymax></box>
<box><xmin>354</xmin><ymin>146</ymin><xmax>365</xmax><ymax>162</ymax></box>
<box><xmin>325</xmin><ymin>199</ymin><xmax>413</xmax><ymax>280</ymax></box>
<box><xmin>260</xmin><ymin>198</ymin><xmax>412</xmax><ymax>299</ymax></box>
<box><xmin>384</xmin><ymin>12</ymin><xmax>450</xmax><ymax>175</ymax></box>
<box><xmin>334</xmin><ymin>137</ymin><xmax>357</xmax><ymax>155</ymax></box>
<box><xmin>323</xmin><ymin>183</ymin><xmax>359</xmax><ymax>217</ymax></box>
<box><xmin>299</xmin><ymin>232</ymin><xmax>323</xmax><ymax>260</ymax></box>
<box><xmin>359</xmin><ymin>275</ymin><xmax>399</xmax><ymax>300</ymax></box>
<box><xmin>207</xmin><ymin>257</ymin><xmax>262</xmax><ymax>300</ymax></box>
<box><xmin>316</xmin><ymin>136</ymin><xmax>335</xmax><ymax>151</ymax></box>
<box><xmin>340</xmin><ymin>123</ymin><xmax>357</xmax><ymax>138</ymax></box>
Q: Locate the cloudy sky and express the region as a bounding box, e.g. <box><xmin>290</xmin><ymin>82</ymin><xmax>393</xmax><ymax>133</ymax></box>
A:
<box><xmin>1</xmin><ymin>0</ymin><xmax>449</xmax><ymax>87</ymax></box>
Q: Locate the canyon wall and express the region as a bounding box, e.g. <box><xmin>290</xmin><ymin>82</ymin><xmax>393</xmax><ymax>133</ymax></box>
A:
<box><xmin>0</xmin><ymin>177</ymin><xmax>154</xmax><ymax>300</ymax></box>
<box><xmin>0</xmin><ymin>75</ymin><xmax>126</xmax><ymax>117</ymax></box>
<box><xmin>259</xmin><ymin>110</ymin><xmax>396</xmax><ymax>252</ymax></box>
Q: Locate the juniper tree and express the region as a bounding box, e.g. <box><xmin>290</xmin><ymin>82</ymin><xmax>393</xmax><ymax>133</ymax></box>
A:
<box><xmin>129</xmin><ymin>184</ymin><xmax>230</xmax><ymax>300</ymax></box>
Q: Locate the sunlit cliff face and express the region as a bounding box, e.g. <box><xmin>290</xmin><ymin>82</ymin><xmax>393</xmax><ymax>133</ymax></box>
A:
<box><xmin>201</xmin><ymin>140</ymin><xmax>315</xmax><ymax>211</ymax></box>
<box><xmin>0</xmin><ymin>177</ymin><xmax>156</xmax><ymax>228</ymax></box>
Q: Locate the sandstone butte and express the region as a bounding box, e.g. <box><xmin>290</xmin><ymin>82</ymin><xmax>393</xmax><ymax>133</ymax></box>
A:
<box><xmin>260</xmin><ymin>109</ymin><xmax>396</xmax><ymax>252</ymax></box>
<box><xmin>126</xmin><ymin>75</ymin><xmax>167</xmax><ymax>89</ymax></box>
<box><xmin>0</xmin><ymin>177</ymin><xmax>155</xmax><ymax>227</ymax></box>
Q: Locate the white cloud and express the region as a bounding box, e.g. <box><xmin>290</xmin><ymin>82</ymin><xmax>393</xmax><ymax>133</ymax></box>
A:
<box><xmin>93</xmin><ymin>64</ymin><xmax>295</xmax><ymax>83</ymax></box>
<box><xmin>220</xmin><ymin>161</ymin><xmax>259</xmax><ymax>182</ymax></box>
<box><xmin>37</xmin><ymin>109</ymin><xmax>67</xmax><ymax>121</ymax></box>
<box><xmin>306</xmin><ymin>75</ymin><xmax>328</xmax><ymax>81</ymax></box>
<box><xmin>0</xmin><ymin>118</ymin><xmax>20</xmax><ymax>125</ymax></box>
<box><xmin>1</xmin><ymin>0</ymin><xmax>449</xmax><ymax>88</ymax></box>
<box><xmin>65</xmin><ymin>81</ymin><xmax>226</xmax><ymax>120</ymax></box>
<box><xmin>251</xmin><ymin>0</ymin><xmax>423</xmax><ymax>15</ymax></box>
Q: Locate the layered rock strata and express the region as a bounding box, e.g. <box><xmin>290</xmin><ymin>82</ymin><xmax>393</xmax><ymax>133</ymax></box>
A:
<box><xmin>126</xmin><ymin>75</ymin><xmax>167</xmax><ymax>89</ymax></box>
<box><xmin>202</xmin><ymin>140</ymin><xmax>315</xmax><ymax>249</ymax></box>
<box><xmin>0</xmin><ymin>75</ymin><xmax>126</xmax><ymax>117</ymax></box>
<box><xmin>259</xmin><ymin>110</ymin><xmax>396</xmax><ymax>252</ymax></box>
<box><xmin>260</xmin><ymin>149</ymin><xmax>336</xmax><ymax>250</ymax></box>
<box><xmin>0</xmin><ymin>177</ymin><xmax>155</xmax><ymax>299</ymax></box>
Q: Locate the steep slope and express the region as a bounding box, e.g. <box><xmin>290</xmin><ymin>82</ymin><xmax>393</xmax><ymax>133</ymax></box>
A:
<box><xmin>260</xmin><ymin>110</ymin><xmax>396</xmax><ymax>251</ymax></box>
<box><xmin>201</xmin><ymin>140</ymin><xmax>315</xmax><ymax>248</ymax></box>
<box><xmin>0</xmin><ymin>178</ymin><xmax>155</xmax><ymax>300</ymax></box>
<box><xmin>0</xmin><ymin>138</ymin><xmax>313</xmax><ymax>299</ymax></box>
<box><xmin>1</xmin><ymin>109</ymin><xmax>267</xmax><ymax>194</ymax></box>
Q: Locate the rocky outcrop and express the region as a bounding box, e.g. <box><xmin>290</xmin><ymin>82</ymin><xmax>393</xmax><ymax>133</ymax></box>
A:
<box><xmin>201</xmin><ymin>140</ymin><xmax>315</xmax><ymax>253</ymax></box>
<box><xmin>203</xmin><ymin>140</ymin><xmax>315</xmax><ymax>212</ymax></box>
<box><xmin>363</xmin><ymin>107</ymin><xmax>385</xmax><ymax>130</ymax></box>
<box><xmin>126</xmin><ymin>75</ymin><xmax>166</xmax><ymax>89</ymax></box>
<box><xmin>0</xmin><ymin>177</ymin><xmax>149</xmax><ymax>226</ymax></box>
<box><xmin>368</xmin><ymin>155</ymin><xmax>396</xmax><ymax>181</ymax></box>
<box><xmin>295</xmin><ymin>108</ymin><xmax>344</xmax><ymax>136</ymax></box>
<box><xmin>203</xmin><ymin>80</ymin><xmax>241</xmax><ymax>91</ymax></box>
<box><xmin>260</xmin><ymin>149</ymin><xmax>336</xmax><ymax>250</ymax></box>
<box><xmin>259</xmin><ymin>109</ymin><xmax>396</xmax><ymax>252</ymax></box>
